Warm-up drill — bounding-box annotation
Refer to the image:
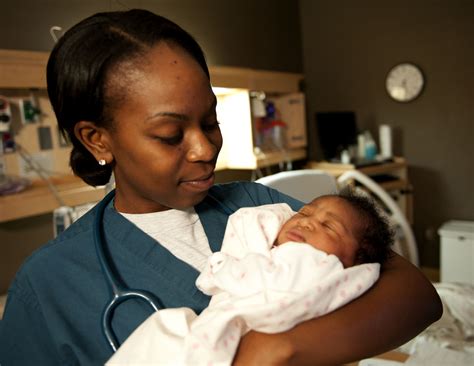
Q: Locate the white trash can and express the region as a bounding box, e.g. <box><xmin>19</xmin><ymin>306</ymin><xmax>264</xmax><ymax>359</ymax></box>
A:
<box><xmin>439</xmin><ymin>220</ymin><xmax>474</xmax><ymax>285</ymax></box>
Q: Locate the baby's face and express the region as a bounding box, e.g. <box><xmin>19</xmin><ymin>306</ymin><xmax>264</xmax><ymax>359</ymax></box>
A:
<box><xmin>276</xmin><ymin>196</ymin><xmax>361</xmax><ymax>267</ymax></box>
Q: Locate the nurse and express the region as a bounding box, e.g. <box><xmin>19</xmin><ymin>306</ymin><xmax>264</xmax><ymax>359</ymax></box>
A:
<box><xmin>0</xmin><ymin>9</ymin><xmax>441</xmax><ymax>365</ymax></box>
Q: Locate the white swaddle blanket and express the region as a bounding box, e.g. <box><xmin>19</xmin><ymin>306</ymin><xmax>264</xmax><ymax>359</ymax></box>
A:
<box><xmin>107</xmin><ymin>203</ymin><xmax>380</xmax><ymax>366</ymax></box>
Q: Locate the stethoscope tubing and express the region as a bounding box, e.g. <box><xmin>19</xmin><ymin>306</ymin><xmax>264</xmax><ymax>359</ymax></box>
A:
<box><xmin>94</xmin><ymin>189</ymin><xmax>233</xmax><ymax>353</ymax></box>
<box><xmin>93</xmin><ymin>190</ymin><xmax>162</xmax><ymax>352</ymax></box>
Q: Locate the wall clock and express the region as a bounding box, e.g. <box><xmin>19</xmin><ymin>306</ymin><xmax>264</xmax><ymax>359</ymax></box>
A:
<box><xmin>385</xmin><ymin>63</ymin><xmax>424</xmax><ymax>102</ymax></box>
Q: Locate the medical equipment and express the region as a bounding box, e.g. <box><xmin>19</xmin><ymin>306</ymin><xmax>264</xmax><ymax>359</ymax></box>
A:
<box><xmin>93</xmin><ymin>190</ymin><xmax>164</xmax><ymax>352</ymax></box>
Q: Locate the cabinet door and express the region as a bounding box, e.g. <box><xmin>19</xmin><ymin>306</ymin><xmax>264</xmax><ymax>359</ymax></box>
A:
<box><xmin>215</xmin><ymin>89</ymin><xmax>256</xmax><ymax>170</ymax></box>
<box><xmin>214</xmin><ymin>89</ymin><xmax>308</xmax><ymax>171</ymax></box>
<box><xmin>271</xmin><ymin>92</ymin><xmax>307</xmax><ymax>149</ymax></box>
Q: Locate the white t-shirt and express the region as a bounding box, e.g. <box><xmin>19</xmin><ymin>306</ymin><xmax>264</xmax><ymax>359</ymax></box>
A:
<box><xmin>120</xmin><ymin>207</ymin><xmax>212</xmax><ymax>271</ymax></box>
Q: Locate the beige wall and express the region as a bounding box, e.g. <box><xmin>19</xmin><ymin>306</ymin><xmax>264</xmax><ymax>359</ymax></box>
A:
<box><xmin>300</xmin><ymin>0</ymin><xmax>474</xmax><ymax>267</ymax></box>
<box><xmin>0</xmin><ymin>0</ymin><xmax>303</xmax><ymax>72</ymax></box>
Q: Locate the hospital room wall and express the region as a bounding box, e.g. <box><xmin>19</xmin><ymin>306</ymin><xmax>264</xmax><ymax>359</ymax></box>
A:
<box><xmin>0</xmin><ymin>0</ymin><xmax>303</xmax><ymax>71</ymax></box>
<box><xmin>0</xmin><ymin>0</ymin><xmax>303</xmax><ymax>294</ymax></box>
<box><xmin>300</xmin><ymin>0</ymin><xmax>474</xmax><ymax>267</ymax></box>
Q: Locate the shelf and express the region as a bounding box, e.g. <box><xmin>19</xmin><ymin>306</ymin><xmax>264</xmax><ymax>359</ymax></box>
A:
<box><xmin>0</xmin><ymin>48</ymin><xmax>307</xmax><ymax>221</ymax></box>
<box><xmin>0</xmin><ymin>175</ymin><xmax>106</xmax><ymax>223</ymax></box>
<box><xmin>0</xmin><ymin>49</ymin><xmax>303</xmax><ymax>93</ymax></box>
<box><xmin>377</xmin><ymin>179</ymin><xmax>410</xmax><ymax>192</ymax></box>
<box><xmin>209</xmin><ymin>65</ymin><xmax>303</xmax><ymax>93</ymax></box>
<box><xmin>0</xmin><ymin>49</ymin><xmax>49</xmax><ymax>88</ymax></box>
<box><xmin>255</xmin><ymin>148</ymin><xmax>307</xmax><ymax>168</ymax></box>
<box><xmin>306</xmin><ymin>157</ymin><xmax>407</xmax><ymax>177</ymax></box>
<box><xmin>0</xmin><ymin>149</ymin><xmax>307</xmax><ymax>222</ymax></box>
<box><xmin>210</xmin><ymin>148</ymin><xmax>307</xmax><ymax>171</ymax></box>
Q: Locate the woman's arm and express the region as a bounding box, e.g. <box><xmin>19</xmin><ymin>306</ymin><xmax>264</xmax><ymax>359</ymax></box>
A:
<box><xmin>233</xmin><ymin>252</ymin><xmax>442</xmax><ymax>365</ymax></box>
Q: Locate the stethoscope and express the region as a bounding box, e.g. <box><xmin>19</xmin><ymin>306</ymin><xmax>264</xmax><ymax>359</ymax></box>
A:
<box><xmin>93</xmin><ymin>190</ymin><xmax>163</xmax><ymax>353</ymax></box>
<box><xmin>93</xmin><ymin>189</ymin><xmax>233</xmax><ymax>353</ymax></box>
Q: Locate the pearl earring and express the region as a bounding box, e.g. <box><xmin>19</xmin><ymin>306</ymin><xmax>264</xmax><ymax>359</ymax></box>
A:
<box><xmin>98</xmin><ymin>159</ymin><xmax>106</xmax><ymax>166</ymax></box>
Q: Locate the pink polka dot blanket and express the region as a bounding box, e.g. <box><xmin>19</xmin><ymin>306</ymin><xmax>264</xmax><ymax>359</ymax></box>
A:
<box><xmin>107</xmin><ymin>204</ymin><xmax>379</xmax><ymax>366</ymax></box>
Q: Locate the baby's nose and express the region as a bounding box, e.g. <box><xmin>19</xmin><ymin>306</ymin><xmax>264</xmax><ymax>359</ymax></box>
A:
<box><xmin>297</xmin><ymin>218</ymin><xmax>313</xmax><ymax>230</ymax></box>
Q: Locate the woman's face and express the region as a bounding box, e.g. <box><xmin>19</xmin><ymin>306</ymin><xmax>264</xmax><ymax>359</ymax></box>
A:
<box><xmin>276</xmin><ymin>196</ymin><xmax>361</xmax><ymax>267</ymax></box>
<box><xmin>104</xmin><ymin>42</ymin><xmax>222</xmax><ymax>213</ymax></box>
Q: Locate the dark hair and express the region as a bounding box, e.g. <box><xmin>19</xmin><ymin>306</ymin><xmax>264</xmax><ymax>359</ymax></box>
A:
<box><xmin>47</xmin><ymin>9</ymin><xmax>209</xmax><ymax>186</ymax></box>
<box><xmin>337</xmin><ymin>188</ymin><xmax>394</xmax><ymax>265</ymax></box>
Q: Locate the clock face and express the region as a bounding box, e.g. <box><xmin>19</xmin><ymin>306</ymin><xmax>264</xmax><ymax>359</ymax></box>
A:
<box><xmin>385</xmin><ymin>63</ymin><xmax>424</xmax><ymax>102</ymax></box>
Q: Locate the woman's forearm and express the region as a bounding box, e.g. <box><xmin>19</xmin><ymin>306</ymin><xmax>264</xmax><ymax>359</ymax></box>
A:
<box><xmin>234</xmin><ymin>252</ymin><xmax>442</xmax><ymax>366</ymax></box>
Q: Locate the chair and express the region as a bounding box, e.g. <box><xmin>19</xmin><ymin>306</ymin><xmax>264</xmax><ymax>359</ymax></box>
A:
<box><xmin>337</xmin><ymin>170</ymin><xmax>419</xmax><ymax>266</ymax></box>
<box><xmin>255</xmin><ymin>169</ymin><xmax>338</xmax><ymax>203</ymax></box>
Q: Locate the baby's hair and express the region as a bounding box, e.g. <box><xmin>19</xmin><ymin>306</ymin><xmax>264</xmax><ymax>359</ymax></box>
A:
<box><xmin>337</xmin><ymin>187</ymin><xmax>394</xmax><ymax>265</ymax></box>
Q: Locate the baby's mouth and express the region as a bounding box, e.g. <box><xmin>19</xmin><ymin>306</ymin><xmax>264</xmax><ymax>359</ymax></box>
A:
<box><xmin>285</xmin><ymin>229</ymin><xmax>306</xmax><ymax>243</ymax></box>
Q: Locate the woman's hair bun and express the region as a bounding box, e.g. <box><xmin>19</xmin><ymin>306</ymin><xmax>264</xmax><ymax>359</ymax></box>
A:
<box><xmin>70</xmin><ymin>145</ymin><xmax>112</xmax><ymax>187</ymax></box>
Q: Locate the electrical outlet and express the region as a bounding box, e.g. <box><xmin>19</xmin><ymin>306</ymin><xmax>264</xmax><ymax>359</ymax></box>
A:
<box><xmin>18</xmin><ymin>151</ymin><xmax>53</xmax><ymax>179</ymax></box>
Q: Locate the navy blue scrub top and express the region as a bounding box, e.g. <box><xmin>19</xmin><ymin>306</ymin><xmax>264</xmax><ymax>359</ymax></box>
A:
<box><xmin>0</xmin><ymin>182</ymin><xmax>303</xmax><ymax>365</ymax></box>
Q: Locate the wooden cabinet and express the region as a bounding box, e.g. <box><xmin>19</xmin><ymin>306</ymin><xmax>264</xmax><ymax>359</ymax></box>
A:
<box><xmin>0</xmin><ymin>49</ymin><xmax>48</xmax><ymax>88</ymax></box>
<box><xmin>210</xmin><ymin>67</ymin><xmax>307</xmax><ymax>171</ymax></box>
<box><xmin>306</xmin><ymin>157</ymin><xmax>413</xmax><ymax>224</ymax></box>
<box><xmin>0</xmin><ymin>176</ymin><xmax>106</xmax><ymax>223</ymax></box>
<box><xmin>0</xmin><ymin>49</ymin><xmax>308</xmax><ymax>222</ymax></box>
<box><xmin>214</xmin><ymin>88</ymin><xmax>307</xmax><ymax>171</ymax></box>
